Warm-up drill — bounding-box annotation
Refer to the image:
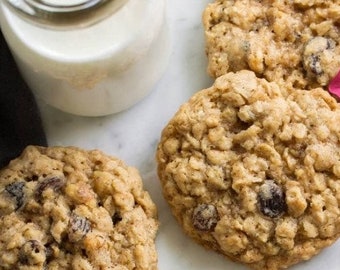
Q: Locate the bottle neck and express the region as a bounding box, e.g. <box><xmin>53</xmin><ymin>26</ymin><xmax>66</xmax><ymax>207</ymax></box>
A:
<box><xmin>4</xmin><ymin>0</ymin><xmax>129</xmax><ymax>29</ymax></box>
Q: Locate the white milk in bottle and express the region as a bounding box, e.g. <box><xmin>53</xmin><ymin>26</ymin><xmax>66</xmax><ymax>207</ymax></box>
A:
<box><xmin>0</xmin><ymin>0</ymin><xmax>170</xmax><ymax>116</ymax></box>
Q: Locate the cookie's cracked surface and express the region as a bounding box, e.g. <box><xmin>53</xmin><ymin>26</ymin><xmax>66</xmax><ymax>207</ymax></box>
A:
<box><xmin>203</xmin><ymin>0</ymin><xmax>340</xmax><ymax>90</ymax></box>
<box><xmin>157</xmin><ymin>70</ymin><xmax>340</xmax><ymax>269</ymax></box>
<box><xmin>0</xmin><ymin>146</ymin><xmax>158</xmax><ymax>270</ymax></box>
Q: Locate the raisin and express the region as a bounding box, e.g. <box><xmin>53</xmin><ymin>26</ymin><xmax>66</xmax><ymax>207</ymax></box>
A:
<box><xmin>68</xmin><ymin>213</ymin><xmax>91</xmax><ymax>242</ymax></box>
<box><xmin>112</xmin><ymin>212</ymin><xmax>122</xmax><ymax>225</ymax></box>
<box><xmin>35</xmin><ymin>176</ymin><xmax>65</xmax><ymax>200</ymax></box>
<box><xmin>19</xmin><ymin>240</ymin><xmax>46</xmax><ymax>265</ymax></box>
<box><xmin>303</xmin><ymin>37</ymin><xmax>336</xmax><ymax>76</ymax></box>
<box><xmin>5</xmin><ymin>182</ymin><xmax>25</xmax><ymax>209</ymax></box>
<box><xmin>44</xmin><ymin>244</ymin><xmax>54</xmax><ymax>261</ymax></box>
<box><xmin>258</xmin><ymin>180</ymin><xmax>287</xmax><ymax>218</ymax></box>
<box><xmin>309</xmin><ymin>54</ymin><xmax>322</xmax><ymax>75</ymax></box>
<box><xmin>192</xmin><ymin>203</ymin><xmax>219</xmax><ymax>231</ymax></box>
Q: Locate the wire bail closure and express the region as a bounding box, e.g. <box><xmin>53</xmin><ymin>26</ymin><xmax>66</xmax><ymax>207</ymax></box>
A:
<box><xmin>4</xmin><ymin>0</ymin><xmax>128</xmax><ymax>29</ymax></box>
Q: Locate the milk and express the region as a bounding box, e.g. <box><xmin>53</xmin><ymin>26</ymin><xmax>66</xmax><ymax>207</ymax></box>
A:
<box><xmin>0</xmin><ymin>0</ymin><xmax>170</xmax><ymax>116</ymax></box>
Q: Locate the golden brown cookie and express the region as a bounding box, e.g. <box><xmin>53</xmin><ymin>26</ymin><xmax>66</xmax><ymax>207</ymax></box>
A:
<box><xmin>203</xmin><ymin>0</ymin><xmax>340</xmax><ymax>90</ymax></box>
<box><xmin>157</xmin><ymin>70</ymin><xmax>340</xmax><ymax>270</ymax></box>
<box><xmin>0</xmin><ymin>146</ymin><xmax>158</xmax><ymax>270</ymax></box>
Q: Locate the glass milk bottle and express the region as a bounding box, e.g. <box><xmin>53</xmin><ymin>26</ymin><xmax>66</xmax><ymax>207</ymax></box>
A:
<box><xmin>0</xmin><ymin>0</ymin><xmax>170</xmax><ymax>116</ymax></box>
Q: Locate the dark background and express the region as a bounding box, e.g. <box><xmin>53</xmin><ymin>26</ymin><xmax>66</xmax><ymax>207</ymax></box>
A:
<box><xmin>0</xmin><ymin>30</ymin><xmax>47</xmax><ymax>168</ymax></box>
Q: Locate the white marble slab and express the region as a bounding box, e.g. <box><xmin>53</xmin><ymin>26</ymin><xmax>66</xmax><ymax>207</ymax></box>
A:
<box><xmin>38</xmin><ymin>0</ymin><xmax>340</xmax><ymax>269</ymax></box>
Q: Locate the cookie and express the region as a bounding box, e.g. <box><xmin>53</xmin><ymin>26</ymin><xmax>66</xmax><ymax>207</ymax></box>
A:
<box><xmin>0</xmin><ymin>145</ymin><xmax>158</xmax><ymax>269</ymax></box>
<box><xmin>156</xmin><ymin>70</ymin><xmax>340</xmax><ymax>270</ymax></box>
<box><xmin>203</xmin><ymin>0</ymin><xmax>340</xmax><ymax>90</ymax></box>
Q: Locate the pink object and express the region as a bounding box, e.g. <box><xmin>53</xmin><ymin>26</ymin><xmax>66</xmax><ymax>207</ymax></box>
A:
<box><xmin>329</xmin><ymin>70</ymin><xmax>340</xmax><ymax>99</ymax></box>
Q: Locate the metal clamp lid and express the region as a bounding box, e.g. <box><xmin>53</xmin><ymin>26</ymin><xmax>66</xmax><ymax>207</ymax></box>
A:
<box><xmin>4</xmin><ymin>0</ymin><xmax>128</xmax><ymax>29</ymax></box>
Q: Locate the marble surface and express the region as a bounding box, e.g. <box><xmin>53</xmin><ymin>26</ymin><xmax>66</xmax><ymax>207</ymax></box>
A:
<box><xmin>36</xmin><ymin>0</ymin><xmax>340</xmax><ymax>269</ymax></box>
